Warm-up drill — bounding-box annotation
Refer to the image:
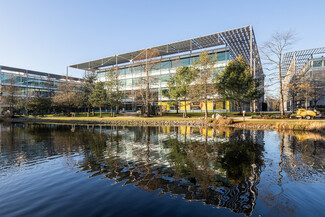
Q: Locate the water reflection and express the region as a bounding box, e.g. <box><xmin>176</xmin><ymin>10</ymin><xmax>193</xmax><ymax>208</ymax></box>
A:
<box><xmin>279</xmin><ymin>132</ymin><xmax>325</xmax><ymax>182</ymax></box>
<box><xmin>0</xmin><ymin>123</ymin><xmax>324</xmax><ymax>217</ymax></box>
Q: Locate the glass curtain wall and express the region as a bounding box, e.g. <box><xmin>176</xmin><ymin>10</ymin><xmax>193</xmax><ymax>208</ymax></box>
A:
<box><xmin>97</xmin><ymin>50</ymin><xmax>230</xmax><ymax>105</ymax></box>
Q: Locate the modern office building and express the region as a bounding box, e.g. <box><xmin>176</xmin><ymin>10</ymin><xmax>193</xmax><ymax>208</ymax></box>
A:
<box><xmin>0</xmin><ymin>65</ymin><xmax>81</xmax><ymax>110</ymax></box>
<box><xmin>69</xmin><ymin>25</ymin><xmax>264</xmax><ymax>112</ymax></box>
<box><xmin>282</xmin><ymin>47</ymin><xmax>325</xmax><ymax>111</ymax></box>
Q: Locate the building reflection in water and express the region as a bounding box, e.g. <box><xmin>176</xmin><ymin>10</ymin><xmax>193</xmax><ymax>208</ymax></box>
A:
<box><xmin>0</xmin><ymin>123</ymin><xmax>324</xmax><ymax>216</ymax></box>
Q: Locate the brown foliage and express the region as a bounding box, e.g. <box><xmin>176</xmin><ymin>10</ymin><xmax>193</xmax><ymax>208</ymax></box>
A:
<box><xmin>276</xmin><ymin>121</ymin><xmax>325</xmax><ymax>132</ymax></box>
<box><xmin>212</xmin><ymin>117</ymin><xmax>234</xmax><ymax>125</ymax></box>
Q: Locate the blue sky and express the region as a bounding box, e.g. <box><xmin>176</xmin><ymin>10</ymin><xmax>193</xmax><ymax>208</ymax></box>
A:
<box><xmin>0</xmin><ymin>0</ymin><xmax>324</xmax><ymax>93</ymax></box>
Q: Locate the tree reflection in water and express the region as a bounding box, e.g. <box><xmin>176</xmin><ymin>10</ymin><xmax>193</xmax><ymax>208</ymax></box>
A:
<box><xmin>61</xmin><ymin>125</ymin><xmax>265</xmax><ymax>216</ymax></box>
<box><xmin>1</xmin><ymin>123</ymin><xmax>324</xmax><ymax>216</ymax></box>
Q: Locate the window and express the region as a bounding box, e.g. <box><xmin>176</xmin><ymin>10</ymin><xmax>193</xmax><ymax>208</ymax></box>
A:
<box><xmin>313</xmin><ymin>60</ymin><xmax>322</xmax><ymax>67</ymax></box>
<box><xmin>119</xmin><ymin>80</ymin><xmax>125</xmax><ymax>88</ymax></box>
<box><xmin>150</xmin><ymin>75</ymin><xmax>159</xmax><ymax>85</ymax></box>
<box><xmin>132</xmin><ymin>66</ymin><xmax>144</xmax><ymax>76</ymax></box>
<box><xmin>217</xmin><ymin>52</ymin><xmax>226</xmax><ymax>61</ymax></box>
<box><xmin>160</xmin><ymin>61</ymin><xmax>170</xmax><ymax>70</ymax></box>
<box><xmin>151</xmin><ymin>62</ymin><xmax>161</xmax><ymax>71</ymax></box>
<box><xmin>132</xmin><ymin>77</ymin><xmax>140</xmax><ymax>86</ymax></box>
<box><xmin>191</xmin><ymin>102</ymin><xmax>201</xmax><ymax>110</ymax></box>
<box><xmin>171</xmin><ymin>59</ymin><xmax>180</xmax><ymax>68</ymax></box>
<box><xmin>179</xmin><ymin>58</ymin><xmax>190</xmax><ymax>66</ymax></box>
<box><xmin>125</xmin><ymin>78</ymin><xmax>132</xmax><ymax>86</ymax></box>
<box><xmin>160</xmin><ymin>74</ymin><xmax>170</xmax><ymax>83</ymax></box>
<box><xmin>118</xmin><ymin>68</ymin><xmax>125</xmax><ymax>76</ymax></box>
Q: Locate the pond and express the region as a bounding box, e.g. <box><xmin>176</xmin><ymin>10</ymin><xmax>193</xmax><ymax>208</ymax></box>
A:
<box><xmin>0</xmin><ymin>123</ymin><xmax>324</xmax><ymax>217</ymax></box>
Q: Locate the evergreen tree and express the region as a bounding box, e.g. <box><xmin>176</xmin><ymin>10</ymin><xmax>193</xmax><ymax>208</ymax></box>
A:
<box><xmin>26</xmin><ymin>96</ymin><xmax>52</xmax><ymax>116</ymax></box>
<box><xmin>106</xmin><ymin>68</ymin><xmax>123</xmax><ymax>116</ymax></box>
<box><xmin>90</xmin><ymin>82</ymin><xmax>107</xmax><ymax>118</ymax></box>
<box><xmin>215</xmin><ymin>55</ymin><xmax>262</xmax><ymax>112</ymax></box>
<box><xmin>79</xmin><ymin>72</ymin><xmax>96</xmax><ymax>116</ymax></box>
<box><xmin>164</xmin><ymin>66</ymin><xmax>195</xmax><ymax>116</ymax></box>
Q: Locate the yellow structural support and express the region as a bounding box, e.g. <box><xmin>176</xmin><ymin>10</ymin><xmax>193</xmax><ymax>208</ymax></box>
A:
<box><xmin>201</xmin><ymin>128</ymin><xmax>213</xmax><ymax>137</ymax></box>
<box><xmin>158</xmin><ymin>102</ymin><xmax>170</xmax><ymax>111</ymax></box>
<box><xmin>201</xmin><ymin>101</ymin><xmax>214</xmax><ymax>111</ymax></box>
<box><xmin>180</xmin><ymin>126</ymin><xmax>191</xmax><ymax>135</ymax></box>
<box><xmin>180</xmin><ymin>101</ymin><xmax>191</xmax><ymax>111</ymax></box>
<box><xmin>226</xmin><ymin>101</ymin><xmax>230</xmax><ymax>110</ymax></box>
<box><xmin>160</xmin><ymin>100</ymin><xmax>230</xmax><ymax>112</ymax></box>
<box><xmin>160</xmin><ymin>126</ymin><xmax>170</xmax><ymax>133</ymax></box>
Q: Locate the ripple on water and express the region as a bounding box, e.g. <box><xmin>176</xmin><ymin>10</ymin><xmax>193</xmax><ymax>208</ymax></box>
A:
<box><xmin>0</xmin><ymin>123</ymin><xmax>324</xmax><ymax>217</ymax></box>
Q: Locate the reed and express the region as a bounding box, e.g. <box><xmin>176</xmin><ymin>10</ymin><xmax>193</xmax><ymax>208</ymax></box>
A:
<box><xmin>275</xmin><ymin>121</ymin><xmax>325</xmax><ymax>132</ymax></box>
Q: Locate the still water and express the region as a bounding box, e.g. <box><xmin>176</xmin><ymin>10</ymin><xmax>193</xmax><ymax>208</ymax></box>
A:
<box><xmin>0</xmin><ymin>123</ymin><xmax>324</xmax><ymax>217</ymax></box>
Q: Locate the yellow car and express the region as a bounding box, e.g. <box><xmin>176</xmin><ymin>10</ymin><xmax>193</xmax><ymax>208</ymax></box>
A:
<box><xmin>296</xmin><ymin>109</ymin><xmax>317</xmax><ymax>120</ymax></box>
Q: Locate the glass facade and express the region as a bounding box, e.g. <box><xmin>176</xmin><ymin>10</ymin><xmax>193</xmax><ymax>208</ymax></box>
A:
<box><xmin>0</xmin><ymin>66</ymin><xmax>80</xmax><ymax>98</ymax></box>
<box><xmin>97</xmin><ymin>50</ymin><xmax>231</xmax><ymax>106</ymax></box>
<box><xmin>285</xmin><ymin>57</ymin><xmax>325</xmax><ymax>111</ymax></box>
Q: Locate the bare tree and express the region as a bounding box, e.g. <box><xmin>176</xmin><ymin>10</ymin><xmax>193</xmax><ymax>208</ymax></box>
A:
<box><xmin>310</xmin><ymin>79</ymin><xmax>325</xmax><ymax>109</ymax></box>
<box><xmin>298</xmin><ymin>78</ymin><xmax>312</xmax><ymax>109</ymax></box>
<box><xmin>265</xmin><ymin>94</ymin><xmax>280</xmax><ymax>111</ymax></box>
<box><xmin>191</xmin><ymin>51</ymin><xmax>217</xmax><ymax>119</ymax></box>
<box><xmin>285</xmin><ymin>74</ymin><xmax>300</xmax><ymax>111</ymax></box>
<box><xmin>53</xmin><ymin>81</ymin><xmax>79</xmax><ymax>115</ymax></box>
<box><xmin>297</xmin><ymin>76</ymin><xmax>324</xmax><ymax>110</ymax></box>
<box><xmin>1</xmin><ymin>75</ymin><xmax>19</xmax><ymax>114</ymax></box>
<box><xmin>262</xmin><ymin>30</ymin><xmax>296</xmax><ymax>115</ymax></box>
<box><xmin>130</xmin><ymin>48</ymin><xmax>160</xmax><ymax>116</ymax></box>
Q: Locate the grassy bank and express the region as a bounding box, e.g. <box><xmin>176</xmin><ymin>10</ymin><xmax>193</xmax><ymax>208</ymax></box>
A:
<box><xmin>22</xmin><ymin>115</ymin><xmax>201</xmax><ymax>122</ymax></box>
<box><xmin>4</xmin><ymin>114</ymin><xmax>324</xmax><ymax>132</ymax></box>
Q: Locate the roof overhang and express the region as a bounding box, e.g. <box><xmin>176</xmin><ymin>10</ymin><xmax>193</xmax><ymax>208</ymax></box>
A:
<box><xmin>69</xmin><ymin>25</ymin><xmax>262</xmax><ymax>73</ymax></box>
<box><xmin>0</xmin><ymin>65</ymin><xmax>81</xmax><ymax>81</ymax></box>
<box><xmin>282</xmin><ymin>47</ymin><xmax>325</xmax><ymax>76</ymax></box>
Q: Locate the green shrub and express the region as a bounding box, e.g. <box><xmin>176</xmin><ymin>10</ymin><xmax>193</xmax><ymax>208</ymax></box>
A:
<box><xmin>290</xmin><ymin>114</ymin><xmax>297</xmax><ymax>119</ymax></box>
<box><xmin>252</xmin><ymin>115</ymin><xmax>262</xmax><ymax>119</ymax></box>
<box><xmin>271</xmin><ymin>115</ymin><xmax>281</xmax><ymax>119</ymax></box>
<box><xmin>281</xmin><ymin>114</ymin><xmax>290</xmax><ymax>119</ymax></box>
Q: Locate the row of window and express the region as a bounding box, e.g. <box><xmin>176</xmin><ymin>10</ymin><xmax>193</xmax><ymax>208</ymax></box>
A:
<box><xmin>97</xmin><ymin>51</ymin><xmax>230</xmax><ymax>79</ymax></box>
<box><xmin>1</xmin><ymin>74</ymin><xmax>65</xmax><ymax>89</ymax></box>
<box><xmin>1</xmin><ymin>86</ymin><xmax>53</xmax><ymax>96</ymax></box>
<box><xmin>310</xmin><ymin>59</ymin><xmax>325</xmax><ymax>68</ymax></box>
<box><xmin>106</xmin><ymin>64</ymin><xmax>225</xmax><ymax>88</ymax></box>
<box><xmin>116</xmin><ymin>66</ymin><xmax>225</xmax><ymax>89</ymax></box>
<box><xmin>118</xmin><ymin>74</ymin><xmax>172</xmax><ymax>87</ymax></box>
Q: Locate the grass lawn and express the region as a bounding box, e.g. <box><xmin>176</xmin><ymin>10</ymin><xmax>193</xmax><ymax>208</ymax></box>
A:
<box><xmin>13</xmin><ymin>111</ymin><xmax>299</xmax><ymax>120</ymax></box>
<box><xmin>23</xmin><ymin>115</ymin><xmax>202</xmax><ymax>122</ymax></box>
<box><xmin>19</xmin><ymin>114</ymin><xmax>325</xmax><ymax>126</ymax></box>
<box><xmin>158</xmin><ymin>111</ymin><xmax>280</xmax><ymax>117</ymax></box>
<box><xmin>40</xmin><ymin>112</ymin><xmax>124</xmax><ymax>118</ymax></box>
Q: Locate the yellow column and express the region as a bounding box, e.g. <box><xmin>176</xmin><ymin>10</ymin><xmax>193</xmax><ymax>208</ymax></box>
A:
<box><xmin>201</xmin><ymin>101</ymin><xmax>213</xmax><ymax>110</ymax></box>
<box><xmin>180</xmin><ymin>101</ymin><xmax>191</xmax><ymax>111</ymax></box>
<box><xmin>226</xmin><ymin>101</ymin><xmax>230</xmax><ymax>110</ymax></box>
